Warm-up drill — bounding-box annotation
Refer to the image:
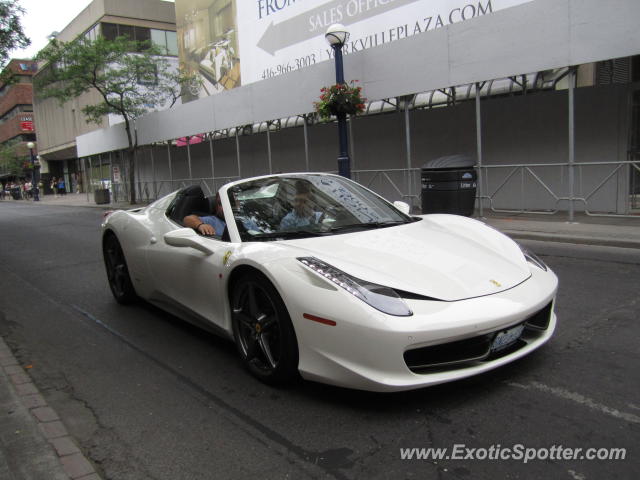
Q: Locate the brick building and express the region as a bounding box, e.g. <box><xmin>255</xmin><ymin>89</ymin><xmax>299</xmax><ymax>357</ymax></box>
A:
<box><xmin>0</xmin><ymin>59</ymin><xmax>38</xmax><ymax>185</ymax></box>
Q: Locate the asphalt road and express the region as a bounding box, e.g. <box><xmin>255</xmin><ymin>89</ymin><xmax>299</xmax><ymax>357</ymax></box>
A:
<box><xmin>0</xmin><ymin>202</ymin><xmax>638</xmax><ymax>480</ymax></box>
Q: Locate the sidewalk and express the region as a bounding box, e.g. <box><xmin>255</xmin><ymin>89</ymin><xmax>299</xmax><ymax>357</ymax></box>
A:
<box><xmin>0</xmin><ymin>338</ymin><xmax>100</xmax><ymax>480</ymax></box>
<box><xmin>481</xmin><ymin>211</ymin><xmax>640</xmax><ymax>249</ymax></box>
<box><xmin>2</xmin><ymin>192</ymin><xmax>142</xmax><ymax>211</ymax></box>
<box><xmin>6</xmin><ymin>192</ymin><xmax>640</xmax><ymax>249</ymax></box>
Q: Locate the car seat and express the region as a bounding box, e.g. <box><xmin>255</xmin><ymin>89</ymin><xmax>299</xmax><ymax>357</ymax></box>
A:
<box><xmin>169</xmin><ymin>185</ymin><xmax>209</xmax><ymax>225</ymax></box>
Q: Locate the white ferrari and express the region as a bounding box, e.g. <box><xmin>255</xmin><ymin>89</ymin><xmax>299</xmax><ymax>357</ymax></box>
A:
<box><xmin>102</xmin><ymin>173</ymin><xmax>558</xmax><ymax>392</ymax></box>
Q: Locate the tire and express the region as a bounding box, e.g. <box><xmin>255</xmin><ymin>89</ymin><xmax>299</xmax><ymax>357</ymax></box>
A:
<box><xmin>231</xmin><ymin>272</ymin><xmax>299</xmax><ymax>385</ymax></box>
<box><xmin>103</xmin><ymin>233</ymin><xmax>137</xmax><ymax>304</ymax></box>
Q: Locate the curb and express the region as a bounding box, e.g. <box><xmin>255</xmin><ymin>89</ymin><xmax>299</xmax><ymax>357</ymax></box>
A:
<box><xmin>0</xmin><ymin>337</ymin><xmax>102</xmax><ymax>480</ymax></box>
<box><xmin>3</xmin><ymin>198</ymin><xmax>147</xmax><ymax>210</ymax></box>
<box><xmin>501</xmin><ymin>230</ymin><xmax>640</xmax><ymax>250</ymax></box>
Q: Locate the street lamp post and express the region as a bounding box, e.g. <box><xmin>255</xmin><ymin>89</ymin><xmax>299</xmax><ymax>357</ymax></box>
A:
<box><xmin>325</xmin><ymin>24</ymin><xmax>351</xmax><ymax>179</ymax></box>
<box><xmin>26</xmin><ymin>142</ymin><xmax>39</xmax><ymax>201</ymax></box>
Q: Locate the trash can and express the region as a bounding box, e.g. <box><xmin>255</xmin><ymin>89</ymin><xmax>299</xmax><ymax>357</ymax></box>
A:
<box><xmin>11</xmin><ymin>187</ymin><xmax>21</xmax><ymax>200</ymax></box>
<box><xmin>421</xmin><ymin>155</ymin><xmax>477</xmax><ymax>216</ymax></box>
<box><xmin>94</xmin><ymin>188</ymin><xmax>111</xmax><ymax>205</ymax></box>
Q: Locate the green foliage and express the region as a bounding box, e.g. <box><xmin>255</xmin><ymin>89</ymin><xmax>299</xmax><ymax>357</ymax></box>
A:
<box><xmin>0</xmin><ymin>141</ymin><xmax>25</xmax><ymax>176</ymax></box>
<box><xmin>34</xmin><ymin>35</ymin><xmax>201</xmax><ymax>203</ymax></box>
<box><xmin>0</xmin><ymin>67</ymin><xmax>17</xmax><ymax>88</ymax></box>
<box><xmin>314</xmin><ymin>81</ymin><xmax>366</xmax><ymax>120</ymax></box>
<box><xmin>0</xmin><ymin>0</ymin><xmax>30</xmax><ymax>68</ymax></box>
<box><xmin>35</xmin><ymin>36</ymin><xmax>199</xmax><ymax>135</ymax></box>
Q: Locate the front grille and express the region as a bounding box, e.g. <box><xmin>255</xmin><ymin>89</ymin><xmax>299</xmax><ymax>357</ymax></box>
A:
<box><xmin>404</xmin><ymin>302</ymin><xmax>553</xmax><ymax>373</ymax></box>
<box><xmin>404</xmin><ymin>334</ymin><xmax>493</xmax><ymax>371</ymax></box>
<box><xmin>525</xmin><ymin>301</ymin><xmax>552</xmax><ymax>330</ymax></box>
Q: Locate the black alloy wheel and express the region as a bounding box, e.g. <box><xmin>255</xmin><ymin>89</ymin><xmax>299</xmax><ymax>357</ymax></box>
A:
<box><xmin>231</xmin><ymin>273</ymin><xmax>299</xmax><ymax>384</ymax></box>
<box><xmin>103</xmin><ymin>234</ymin><xmax>137</xmax><ymax>304</ymax></box>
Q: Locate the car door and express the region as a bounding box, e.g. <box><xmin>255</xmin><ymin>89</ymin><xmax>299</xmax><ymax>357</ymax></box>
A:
<box><xmin>145</xmin><ymin>210</ymin><xmax>233</xmax><ymax>331</ymax></box>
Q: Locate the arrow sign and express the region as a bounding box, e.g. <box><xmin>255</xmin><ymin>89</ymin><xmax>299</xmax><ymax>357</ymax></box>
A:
<box><xmin>257</xmin><ymin>0</ymin><xmax>421</xmax><ymax>56</ymax></box>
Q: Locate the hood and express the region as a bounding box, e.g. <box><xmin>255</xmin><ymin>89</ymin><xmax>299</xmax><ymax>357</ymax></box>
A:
<box><xmin>281</xmin><ymin>215</ymin><xmax>530</xmax><ymax>302</ymax></box>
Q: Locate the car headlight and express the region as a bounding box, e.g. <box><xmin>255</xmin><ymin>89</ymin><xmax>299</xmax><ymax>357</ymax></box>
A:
<box><xmin>520</xmin><ymin>246</ymin><xmax>547</xmax><ymax>271</ymax></box>
<box><xmin>297</xmin><ymin>257</ymin><xmax>413</xmax><ymax>316</ymax></box>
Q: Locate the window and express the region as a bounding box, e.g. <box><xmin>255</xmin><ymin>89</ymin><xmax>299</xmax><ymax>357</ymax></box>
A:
<box><xmin>151</xmin><ymin>29</ymin><xmax>178</xmax><ymax>56</ymax></box>
<box><xmin>101</xmin><ymin>23</ymin><xmax>118</xmax><ymax>41</ymax></box>
<box><xmin>135</xmin><ymin>26</ymin><xmax>151</xmax><ymax>47</ymax></box>
<box><xmin>118</xmin><ymin>24</ymin><xmax>134</xmax><ymax>41</ymax></box>
<box><xmin>150</xmin><ymin>29</ymin><xmax>167</xmax><ymax>54</ymax></box>
<box><xmin>100</xmin><ymin>23</ymin><xmax>176</xmax><ymax>55</ymax></box>
<box><xmin>166</xmin><ymin>31</ymin><xmax>178</xmax><ymax>56</ymax></box>
<box><xmin>84</xmin><ymin>23</ymin><xmax>99</xmax><ymax>41</ymax></box>
<box><xmin>0</xmin><ymin>105</ymin><xmax>34</xmax><ymax>125</ymax></box>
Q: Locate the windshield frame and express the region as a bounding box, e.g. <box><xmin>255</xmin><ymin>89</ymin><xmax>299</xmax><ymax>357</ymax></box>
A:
<box><xmin>220</xmin><ymin>173</ymin><xmax>414</xmax><ymax>243</ymax></box>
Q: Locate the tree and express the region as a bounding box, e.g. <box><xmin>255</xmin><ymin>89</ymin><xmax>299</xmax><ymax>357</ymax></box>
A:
<box><xmin>0</xmin><ymin>0</ymin><xmax>30</xmax><ymax>68</ymax></box>
<box><xmin>35</xmin><ymin>36</ymin><xmax>200</xmax><ymax>204</ymax></box>
<box><xmin>0</xmin><ymin>141</ymin><xmax>25</xmax><ymax>177</ymax></box>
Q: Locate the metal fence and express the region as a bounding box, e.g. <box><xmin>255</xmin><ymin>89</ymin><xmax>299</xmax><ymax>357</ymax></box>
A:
<box><xmin>352</xmin><ymin>161</ymin><xmax>640</xmax><ymax>219</ymax></box>
<box><xmin>88</xmin><ymin>154</ymin><xmax>639</xmax><ymax>220</ymax></box>
<box><xmin>479</xmin><ymin>160</ymin><xmax>640</xmax><ymax>218</ymax></box>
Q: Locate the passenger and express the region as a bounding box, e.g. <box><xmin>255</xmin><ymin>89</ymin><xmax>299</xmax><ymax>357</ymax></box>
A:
<box><xmin>183</xmin><ymin>192</ymin><xmax>225</xmax><ymax>237</ymax></box>
<box><xmin>279</xmin><ymin>181</ymin><xmax>323</xmax><ymax>230</ymax></box>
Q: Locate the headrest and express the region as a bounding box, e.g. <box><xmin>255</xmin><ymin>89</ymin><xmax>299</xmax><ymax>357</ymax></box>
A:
<box><xmin>178</xmin><ymin>185</ymin><xmax>204</xmax><ymax>198</ymax></box>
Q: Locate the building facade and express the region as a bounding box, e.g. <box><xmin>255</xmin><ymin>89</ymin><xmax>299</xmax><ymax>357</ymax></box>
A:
<box><xmin>33</xmin><ymin>0</ymin><xmax>178</xmax><ymax>193</ymax></box>
<box><xmin>0</xmin><ymin>59</ymin><xmax>38</xmax><ymax>185</ymax></box>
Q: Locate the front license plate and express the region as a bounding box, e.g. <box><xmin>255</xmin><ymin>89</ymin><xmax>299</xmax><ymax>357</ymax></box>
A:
<box><xmin>491</xmin><ymin>324</ymin><xmax>525</xmax><ymax>353</ymax></box>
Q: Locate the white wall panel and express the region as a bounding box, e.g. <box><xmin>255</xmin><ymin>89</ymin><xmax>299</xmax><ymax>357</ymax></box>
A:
<box><xmin>76</xmin><ymin>123</ymin><xmax>128</xmax><ymax>157</ymax></box>
<box><xmin>78</xmin><ymin>0</ymin><xmax>640</xmax><ymax>154</ymax></box>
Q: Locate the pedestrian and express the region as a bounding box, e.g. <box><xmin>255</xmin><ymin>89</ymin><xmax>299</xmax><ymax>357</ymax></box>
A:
<box><xmin>58</xmin><ymin>177</ymin><xmax>66</xmax><ymax>195</ymax></box>
<box><xmin>50</xmin><ymin>177</ymin><xmax>58</xmax><ymax>197</ymax></box>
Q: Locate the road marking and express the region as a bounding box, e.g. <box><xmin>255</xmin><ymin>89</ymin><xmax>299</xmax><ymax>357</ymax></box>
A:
<box><xmin>568</xmin><ymin>470</ymin><xmax>586</xmax><ymax>480</ymax></box>
<box><xmin>508</xmin><ymin>381</ymin><xmax>640</xmax><ymax>424</ymax></box>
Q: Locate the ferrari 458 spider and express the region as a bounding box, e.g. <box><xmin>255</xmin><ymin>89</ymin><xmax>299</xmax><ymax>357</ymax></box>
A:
<box><xmin>102</xmin><ymin>173</ymin><xmax>558</xmax><ymax>392</ymax></box>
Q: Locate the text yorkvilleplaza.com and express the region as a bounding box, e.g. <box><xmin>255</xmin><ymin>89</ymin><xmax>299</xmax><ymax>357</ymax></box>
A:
<box><xmin>400</xmin><ymin>444</ymin><xmax>627</xmax><ymax>464</ymax></box>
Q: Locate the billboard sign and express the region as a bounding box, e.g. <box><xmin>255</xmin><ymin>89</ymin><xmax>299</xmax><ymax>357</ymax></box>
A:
<box><xmin>176</xmin><ymin>0</ymin><xmax>534</xmax><ymax>100</ymax></box>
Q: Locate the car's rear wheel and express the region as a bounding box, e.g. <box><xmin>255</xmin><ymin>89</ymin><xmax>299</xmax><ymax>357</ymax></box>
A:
<box><xmin>103</xmin><ymin>233</ymin><xmax>137</xmax><ymax>304</ymax></box>
<box><xmin>231</xmin><ymin>273</ymin><xmax>299</xmax><ymax>385</ymax></box>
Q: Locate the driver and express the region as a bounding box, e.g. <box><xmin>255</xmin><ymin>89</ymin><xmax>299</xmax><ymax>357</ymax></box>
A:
<box><xmin>279</xmin><ymin>181</ymin><xmax>323</xmax><ymax>230</ymax></box>
<box><xmin>184</xmin><ymin>192</ymin><xmax>225</xmax><ymax>237</ymax></box>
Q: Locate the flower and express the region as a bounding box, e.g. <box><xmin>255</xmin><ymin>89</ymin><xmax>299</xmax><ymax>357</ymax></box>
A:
<box><xmin>314</xmin><ymin>81</ymin><xmax>367</xmax><ymax>120</ymax></box>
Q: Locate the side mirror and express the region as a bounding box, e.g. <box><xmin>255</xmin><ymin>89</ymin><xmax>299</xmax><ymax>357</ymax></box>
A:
<box><xmin>164</xmin><ymin>228</ymin><xmax>214</xmax><ymax>255</ymax></box>
<box><xmin>393</xmin><ymin>201</ymin><xmax>411</xmax><ymax>215</ymax></box>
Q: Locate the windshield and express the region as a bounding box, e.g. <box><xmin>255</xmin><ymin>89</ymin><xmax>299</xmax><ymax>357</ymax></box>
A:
<box><xmin>227</xmin><ymin>174</ymin><xmax>413</xmax><ymax>241</ymax></box>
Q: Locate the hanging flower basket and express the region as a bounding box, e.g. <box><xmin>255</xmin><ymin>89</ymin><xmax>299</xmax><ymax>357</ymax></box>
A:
<box><xmin>314</xmin><ymin>81</ymin><xmax>366</xmax><ymax>120</ymax></box>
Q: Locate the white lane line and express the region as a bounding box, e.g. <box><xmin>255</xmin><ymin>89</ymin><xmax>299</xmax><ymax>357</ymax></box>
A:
<box><xmin>568</xmin><ymin>470</ymin><xmax>587</xmax><ymax>480</ymax></box>
<box><xmin>507</xmin><ymin>381</ymin><xmax>640</xmax><ymax>424</ymax></box>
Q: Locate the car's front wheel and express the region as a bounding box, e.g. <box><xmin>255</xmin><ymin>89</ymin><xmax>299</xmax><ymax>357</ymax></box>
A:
<box><xmin>231</xmin><ymin>272</ymin><xmax>299</xmax><ymax>385</ymax></box>
<box><xmin>103</xmin><ymin>233</ymin><xmax>137</xmax><ymax>304</ymax></box>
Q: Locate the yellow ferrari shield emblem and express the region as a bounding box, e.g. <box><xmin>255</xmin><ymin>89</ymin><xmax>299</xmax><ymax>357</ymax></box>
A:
<box><xmin>222</xmin><ymin>251</ymin><xmax>232</xmax><ymax>266</ymax></box>
<box><xmin>490</xmin><ymin>279</ymin><xmax>502</xmax><ymax>287</ymax></box>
